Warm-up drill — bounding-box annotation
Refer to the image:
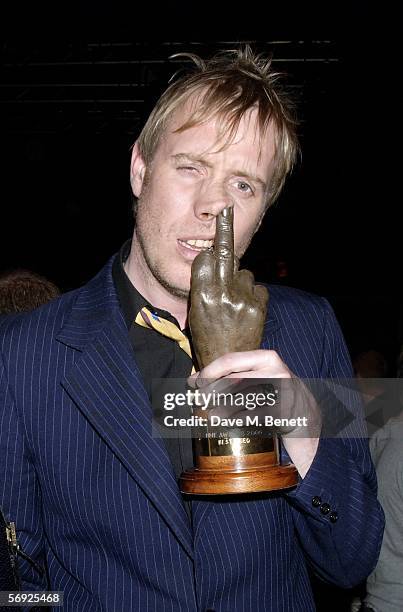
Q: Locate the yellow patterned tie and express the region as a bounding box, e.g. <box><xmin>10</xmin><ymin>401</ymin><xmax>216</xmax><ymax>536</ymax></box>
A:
<box><xmin>135</xmin><ymin>306</ymin><xmax>196</xmax><ymax>373</ymax></box>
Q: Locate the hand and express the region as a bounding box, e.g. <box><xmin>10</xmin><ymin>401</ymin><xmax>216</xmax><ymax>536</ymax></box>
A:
<box><xmin>188</xmin><ymin>351</ymin><xmax>321</xmax><ymax>477</ymax></box>
<box><xmin>189</xmin><ymin>206</ymin><xmax>268</xmax><ymax>369</ymax></box>
<box><xmin>188</xmin><ymin>350</ymin><xmax>321</xmax><ymax>438</ymax></box>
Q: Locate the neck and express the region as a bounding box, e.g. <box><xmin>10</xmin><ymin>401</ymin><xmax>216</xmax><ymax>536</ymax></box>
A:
<box><xmin>124</xmin><ymin>235</ymin><xmax>189</xmax><ymax>329</ymax></box>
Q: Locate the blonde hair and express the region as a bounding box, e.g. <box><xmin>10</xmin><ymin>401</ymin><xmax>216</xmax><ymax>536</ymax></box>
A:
<box><xmin>137</xmin><ymin>46</ymin><xmax>300</xmax><ymax>205</ymax></box>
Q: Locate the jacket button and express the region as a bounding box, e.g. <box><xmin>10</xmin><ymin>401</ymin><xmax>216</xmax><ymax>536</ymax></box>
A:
<box><xmin>320</xmin><ymin>503</ymin><xmax>331</xmax><ymax>515</ymax></box>
<box><xmin>312</xmin><ymin>496</ymin><xmax>322</xmax><ymax>507</ymax></box>
<box><xmin>329</xmin><ymin>511</ymin><xmax>338</xmax><ymax>523</ymax></box>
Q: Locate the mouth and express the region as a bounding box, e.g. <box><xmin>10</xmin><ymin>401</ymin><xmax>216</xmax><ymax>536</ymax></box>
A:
<box><xmin>177</xmin><ymin>238</ymin><xmax>214</xmax><ymax>253</ymax></box>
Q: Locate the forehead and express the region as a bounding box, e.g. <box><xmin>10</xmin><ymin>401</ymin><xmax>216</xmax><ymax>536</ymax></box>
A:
<box><xmin>158</xmin><ymin>103</ymin><xmax>277</xmax><ymax>175</ymax></box>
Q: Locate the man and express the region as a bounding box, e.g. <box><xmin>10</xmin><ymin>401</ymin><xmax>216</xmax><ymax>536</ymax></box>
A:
<box><xmin>0</xmin><ymin>47</ymin><xmax>384</xmax><ymax>611</ymax></box>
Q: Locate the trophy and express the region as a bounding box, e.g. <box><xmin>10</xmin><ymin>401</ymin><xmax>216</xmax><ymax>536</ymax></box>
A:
<box><xmin>179</xmin><ymin>206</ymin><xmax>298</xmax><ymax>495</ymax></box>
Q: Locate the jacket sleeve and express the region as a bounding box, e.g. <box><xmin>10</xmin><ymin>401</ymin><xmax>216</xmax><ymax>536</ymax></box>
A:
<box><xmin>0</xmin><ymin>340</ymin><xmax>49</xmax><ymax>591</ymax></box>
<box><xmin>284</xmin><ymin>298</ymin><xmax>385</xmax><ymax>588</ymax></box>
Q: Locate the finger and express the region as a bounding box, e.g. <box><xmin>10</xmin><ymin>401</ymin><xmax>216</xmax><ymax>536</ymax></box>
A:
<box><xmin>235</xmin><ymin>269</ymin><xmax>255</xmax><ymax>291</ymax></box>
<box><xmin>198</xmin><ymin>349</ymin><xmax>283</xmax><ymax>381</ymax></box>
<box><xmin>190</xmin><ymin>249</ymin><xmax>215</xmax><ymax>291</ymax></box>
<box><xmin>214</xmin><ymin>206</ymin><xmax>234</xmax><ymax>285</ymax></box>
<box><xmin>187</xmin><ymin>372</ymin><xmax>199</xmax><ymax>388</ymax></box>
<box><xmin>205</xmin><ymin>380</ymin><xmax>278</xmax><ymax>424</ymax></box>
<box><xmin>254</xmin><ymin>284</ymin><xmax>269</xmax><ymax>309</ymax></box>
<box><xmin>187</xmin><ymin>371</ymin><xmax>215</xmax><ymax>390</ymax></box>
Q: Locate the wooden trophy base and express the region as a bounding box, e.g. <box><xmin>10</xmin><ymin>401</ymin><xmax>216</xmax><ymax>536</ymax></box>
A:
<box><xmin>180</xmin><ymin>462</ymin><xmax>298</xmax><ymax>495</ymax></box>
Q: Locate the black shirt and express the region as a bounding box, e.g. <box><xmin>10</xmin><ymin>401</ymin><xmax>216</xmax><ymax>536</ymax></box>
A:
<box><xmin>112</xmin><ymin>240</ymin><xmax>194</xmax><ymax>520</ymax></box>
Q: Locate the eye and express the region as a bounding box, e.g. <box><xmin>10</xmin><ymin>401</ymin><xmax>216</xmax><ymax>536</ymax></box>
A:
<box><xmin>177</xmin><ymin>165</ymin><xmax>198</xmax><ymax>173</ymax></box>
<box><xmin>236</xmin><ymin>180</ymin><xmax>253</xmax><ymax>194</ymax></box>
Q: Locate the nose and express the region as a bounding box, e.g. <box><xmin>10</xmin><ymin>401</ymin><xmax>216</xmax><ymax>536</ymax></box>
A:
<box><xmin>193</xmin><ymin>182</ymin><xmax>234</xmax><ymax>222</ymax></box>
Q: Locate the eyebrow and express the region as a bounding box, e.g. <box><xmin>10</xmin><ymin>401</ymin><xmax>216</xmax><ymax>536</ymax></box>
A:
<box><xmin>171</xmin><ymin>153</ymin><xmax>267</xmax><ymax>190</ymax></box>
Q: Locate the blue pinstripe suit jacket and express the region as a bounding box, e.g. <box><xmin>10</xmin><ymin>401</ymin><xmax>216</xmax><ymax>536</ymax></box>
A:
<box><xmin>0</xmin><ymin>255</ymin><xmax>384</xmax><ymax>611</ymax></box>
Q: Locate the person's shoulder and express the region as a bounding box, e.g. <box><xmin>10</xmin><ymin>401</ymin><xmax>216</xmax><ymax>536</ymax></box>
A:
<box><xmin>370</xmin><ymin>417</ymin><xmax>403</xmax><ymax>454</ymax></box>
<box><xmin>264</xmin><ymin>283</ymin><xmax>324</xmax><ymax>303</ymax></box>
<box><xmin>263</xmin><ymin>283</ymin><xmax>331</xmax><ymax>316</ymax></box>
<box><xmin>0</xmin><ymin>288</ymin><xmax>79</xmax><ymax>343</ymax></box>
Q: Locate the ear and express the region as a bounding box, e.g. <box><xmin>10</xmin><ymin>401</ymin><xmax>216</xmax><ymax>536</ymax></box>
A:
<box><xmin>130</xmin><ymin>142</ymin><xmax>147</xmax><ymax>197</ymax></box>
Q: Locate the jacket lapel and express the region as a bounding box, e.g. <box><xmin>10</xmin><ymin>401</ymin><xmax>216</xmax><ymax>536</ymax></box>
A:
<box><xmin>56</xmin><ymin>258</ymin><xmax>194</xmax><ymax>559</ymax></box>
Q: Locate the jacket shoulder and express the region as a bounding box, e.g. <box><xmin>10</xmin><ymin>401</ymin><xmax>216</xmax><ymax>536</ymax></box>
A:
<box><xmin>264</xmin><ymin>283</ymin><xmax>331</xmax><ymax>318</ymax></box>
<box><xmin>0</xmin><ymin>289</ymin><xmax>79</xmax><ymax>349</ymax></box>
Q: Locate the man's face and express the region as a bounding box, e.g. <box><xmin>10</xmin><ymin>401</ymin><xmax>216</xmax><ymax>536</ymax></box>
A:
<box><xmin>130</xmin><ymin>106</ymin><xmax>277</xmax><ymax>300</ymax></box>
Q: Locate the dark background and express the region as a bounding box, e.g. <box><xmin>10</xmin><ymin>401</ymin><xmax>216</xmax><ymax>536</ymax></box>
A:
<box><xmin>1</xmin><ymin>3</ymin><xmax>401</xmax><ymax>609</ymax></box>
<box><xmin>1</xmin><ymin>1</ymin><xmax>402</xmax><ymax>367</ymax></box>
